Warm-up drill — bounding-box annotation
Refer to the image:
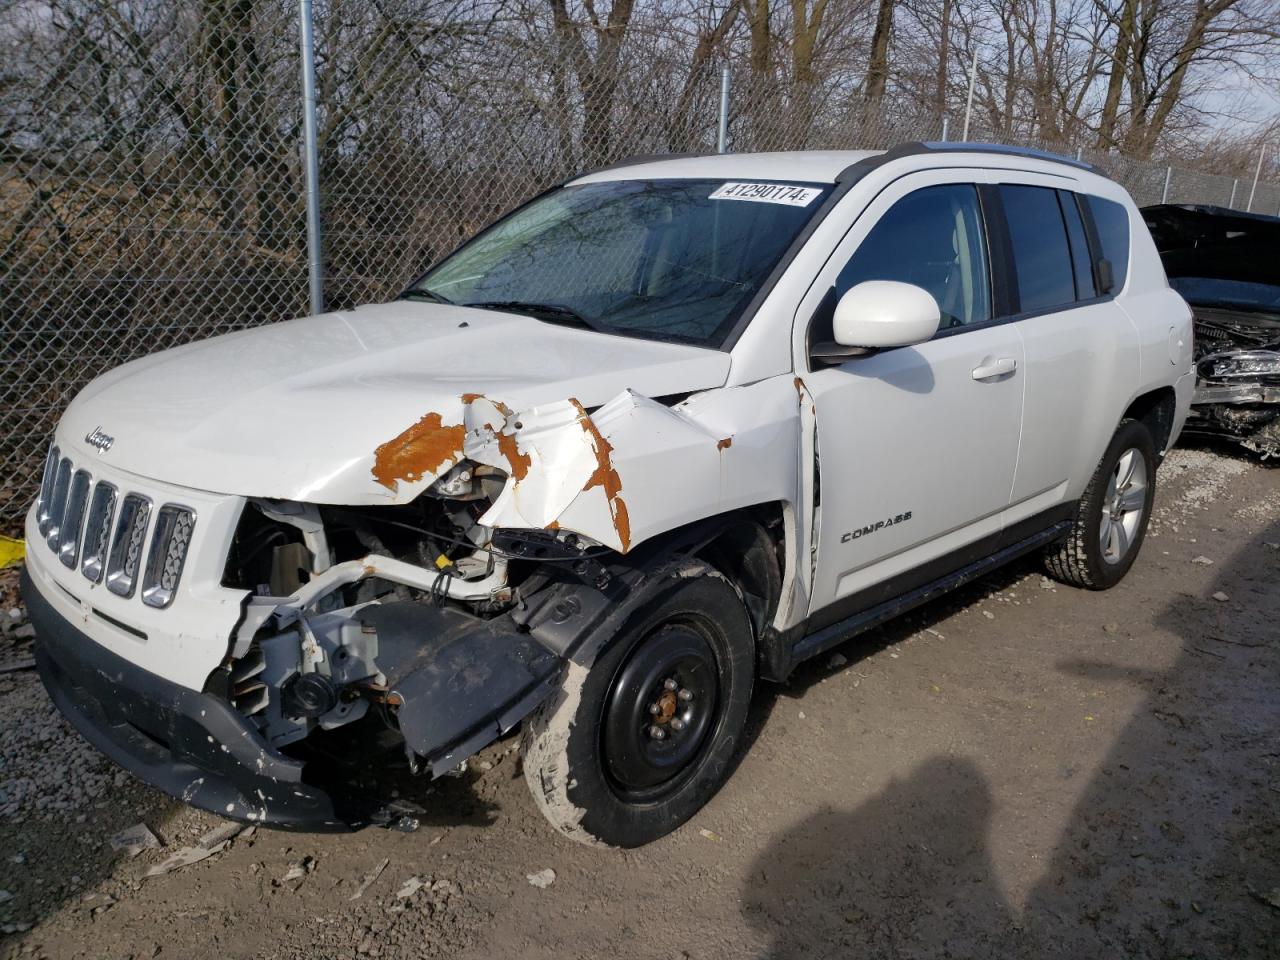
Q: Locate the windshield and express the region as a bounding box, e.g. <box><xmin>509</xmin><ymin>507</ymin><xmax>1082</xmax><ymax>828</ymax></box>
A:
<box><xmin>411</xmin><ymin>178</ymin><xmax>832</xmax><ymax>347</ymax></box>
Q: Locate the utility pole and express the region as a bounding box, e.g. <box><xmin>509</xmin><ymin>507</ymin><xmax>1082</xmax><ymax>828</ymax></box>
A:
<box><xmin>298</xmin><ymin>0</ymin><xmax>324</xmax><ymax>315</ymax></box>
<box><xmin>961</xmin><ymin>48</ymin><xmax>978</xmax><ymax>142</ymax></box>
<box><xmin>1246</xmin><ymin>144</ymin><xmax>1266</xmax><ymax>212</ymax></box>
<box><xmin>717</xmin><ymin>66</ymin><xmax>731</xmax><ymax>154</ymax></box>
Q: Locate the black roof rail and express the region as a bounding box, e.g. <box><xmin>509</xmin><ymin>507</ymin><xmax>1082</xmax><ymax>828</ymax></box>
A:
<box><xmin>916</xmin><ymin>140</ymin><xmax>1094</xmax><ymax>170</ymax></box>
<box><xmin>832</xmin><ymin>139</ymin><xmax>1096</xmax><ymax>186</ymax></box>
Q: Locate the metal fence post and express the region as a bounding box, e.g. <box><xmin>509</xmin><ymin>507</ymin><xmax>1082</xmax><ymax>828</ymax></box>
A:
<box><xmin>1075</xmin><ymin>146</ymin><xmax>1083</xmax><ymax>162</ymax></box>
<box><xmin>1246</xmin><ymin>144</ymin><xmax>1266</xmax><ymax>212</ymax></box>
<box><xmin>1161</xmin><ymin>166</ymin><xmax>1172</xmax><ymax>203</ymax></box>
<box><xmin>1228</xmin><ymin>178</ymin><xmax>1238</xmax><ymax>208</ymax></box>
<box><xmin>717</xmin><ymin>67</ymin><xmax>731</xmax><ymax>154</ymax></box>
<box><xmin>298</xmin><ymin>0</ymin><xmax>325</xmax><ymax>315</ymax></box>
<box><xmin>961</xmin><ymin>49</ymin><xmax>978</xmax><ymax>142</ymax></box>
<box><xmin>940</xmin><ymin>116</ymin><xmax>949</xmax><ymax>142</ymax></box>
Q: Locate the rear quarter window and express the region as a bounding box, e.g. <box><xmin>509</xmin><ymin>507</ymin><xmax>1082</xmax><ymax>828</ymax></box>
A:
<box><xmin>1085</xmin><ymin>196</ymin><xmax>1131</xmax><ymax>293</ymax></box>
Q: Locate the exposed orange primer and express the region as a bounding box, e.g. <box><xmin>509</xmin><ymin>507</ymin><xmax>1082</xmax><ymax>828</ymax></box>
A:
<box><xmin>793</xmin><ymin>376</ymin><xmax>805</xmax><ymax>396</ymax></box>
<box><xmin>717</xmin><ymin>437</ymin><xmax>733</xmax><ymax>451</ymax></box>
<box><xmin>545</xmin><ymin>520</ymin><xmax>561</xmax><ymax>531</ymax></box>
<box><xmin>497</xmin><ymin>431</ymin><xmax>531</xmax><ymax>480</ymax></box>
<box><xmin>460</xmin><ymin>393</ymin><xmax>527</xmax><ymax>478</ymax></box>
<box><xmin>568</xmin><ymin>398</ymin><xmax>631</xmax><ymax>552</ymax></box>
<box><xmin>372</xmin><ymin>412</ymin><xmax>466</xmax><ymax>490</ymax></box>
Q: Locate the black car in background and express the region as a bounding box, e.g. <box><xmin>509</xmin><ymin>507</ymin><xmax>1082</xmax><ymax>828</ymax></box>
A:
<box><xmin>1143</xmin><ymin>204</ymin><xmax>1280</xmax><ymax>458</ymax></box>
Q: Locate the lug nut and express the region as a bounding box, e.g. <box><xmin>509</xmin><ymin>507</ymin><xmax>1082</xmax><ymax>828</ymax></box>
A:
<box><xmin>648</xmin><ymin>725</ymin><xmax>666</xmax><ymax>740</ymax></box>
<box><xmin>677</xmin><ymin>688</ymin><xmax>693</xmax><ymax>702</ymax></box>
<box><xmin>669</xmin><ymin>717</ymin><xmax>686</xmax><ymax>732</ymax></box>
<box><xmin>648</xmin><ymin>703</ymin><xmax>661</xmax><ymax>715</ymax></box>
<box><xmin>663</xmin><ymin>678</ymin><xmax>678</xmax><ymax>691</ymax></box>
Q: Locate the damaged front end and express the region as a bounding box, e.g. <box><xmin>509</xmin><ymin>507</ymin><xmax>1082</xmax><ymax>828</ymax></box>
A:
<box><xmin>1143</xmin><ymin>203</ymin><xmax>1280</xmax><ymax>458</ymax></box>
<box><xmin>202</xmin><ymin>387</ymin><xmax>766</xmax><ymax>827</ymax></box>
<box><xmin>1188</xmin><ymin>312</ymin><xmax>1280</xmax><ymax>457</ymax></box>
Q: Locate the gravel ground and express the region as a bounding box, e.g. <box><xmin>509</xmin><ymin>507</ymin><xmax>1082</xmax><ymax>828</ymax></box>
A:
<box><xmin>0</xmin><ymin>443</ymin><xmax>1277</xmax><ymax>959</ymax></box>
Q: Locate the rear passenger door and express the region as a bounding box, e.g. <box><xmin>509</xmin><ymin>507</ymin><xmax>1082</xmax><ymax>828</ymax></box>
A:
<box><xmin>993</xmin><ymin>180</ymin><xmax>1141</xmax><ymax>523</ymax></box>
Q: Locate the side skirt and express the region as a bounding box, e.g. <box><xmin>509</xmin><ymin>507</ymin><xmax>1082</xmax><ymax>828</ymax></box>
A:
<box><xmin>789</xmin><ymin>517</ymin><xmax>1074</xmax><ymax>667</ymax></box>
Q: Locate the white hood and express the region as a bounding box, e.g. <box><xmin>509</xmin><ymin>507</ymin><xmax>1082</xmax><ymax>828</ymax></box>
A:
<box><xmin>58</xmin><ymin>301</ymin><xmax>731</xmax><ymax>503</ymax></box>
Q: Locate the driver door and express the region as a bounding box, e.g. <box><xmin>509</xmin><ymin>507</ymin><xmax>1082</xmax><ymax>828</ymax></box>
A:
<box><xmin>800</xmin><ymin>173</ymin><xmax>1025</xmax><ymax>621</ymax></box>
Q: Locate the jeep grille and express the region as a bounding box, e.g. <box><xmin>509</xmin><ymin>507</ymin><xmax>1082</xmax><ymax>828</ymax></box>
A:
<box><xmin>36</xmin><ymin>443</ymin><xmax>196</xmax><ymax>609</ymax></box>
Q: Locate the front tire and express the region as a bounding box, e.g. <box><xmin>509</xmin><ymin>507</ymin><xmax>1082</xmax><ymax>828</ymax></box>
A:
<box><xmin>1045</xmin><ymin>418</ymin><xmax>1157</xmax><ymax>589</ymax></box>
<box><xmin>521</xmin><ymin>561</ymin><xmax>754</xmax><ymax>847</ymax></box>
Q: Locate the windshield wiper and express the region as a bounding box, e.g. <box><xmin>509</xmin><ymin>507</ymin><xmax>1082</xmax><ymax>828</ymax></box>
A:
<box><xmin>461</xmin><ymin>300</ymin><xmax>612</xmax><ymax>333</ymax></box>
<box><xmin>399</xmin><ymin>288</ymin><xmax>454</xmax><ymax>305</ymax></box>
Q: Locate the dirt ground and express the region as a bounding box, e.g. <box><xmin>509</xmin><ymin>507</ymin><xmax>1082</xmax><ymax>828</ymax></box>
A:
<box><xmin>1</xmin><ymin>443</ymin><xmax>1277</xmax><ymax>960</ymax></box>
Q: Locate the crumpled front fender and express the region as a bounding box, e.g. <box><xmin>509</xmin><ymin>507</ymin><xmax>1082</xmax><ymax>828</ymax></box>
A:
<box><xmin>370</xmin><ymin>378</ymin><xmax>802</xmax><ymax>555</ymax></box>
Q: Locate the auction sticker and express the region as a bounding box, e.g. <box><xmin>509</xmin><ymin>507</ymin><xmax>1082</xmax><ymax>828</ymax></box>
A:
<box><xmin>709</xmin><ymin>182</ymin><xmax>823</xmax><ymax>206</ymax></box>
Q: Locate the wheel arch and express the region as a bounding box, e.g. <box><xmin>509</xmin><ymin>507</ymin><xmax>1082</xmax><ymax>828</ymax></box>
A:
<box><xmin>1123</xmin><ymin>386</ymin><xmax>1178</xmax><ymax>456</ymax></box>
<box><xmin>513</xmin><ymin>502</ymin><xmax>792</xmax><ymax>682</ymax></box>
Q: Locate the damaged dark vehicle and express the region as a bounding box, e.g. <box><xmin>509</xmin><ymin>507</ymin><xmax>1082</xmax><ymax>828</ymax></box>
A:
<box><xmin>1143</xmin><ymin>203</ymin><xmax>1280</xmax><ymax>457</ymax></box>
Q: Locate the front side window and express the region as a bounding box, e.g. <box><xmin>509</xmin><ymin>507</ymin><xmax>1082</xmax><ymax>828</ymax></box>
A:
<box><xmin>412</xmin><ymin>178</ymin><xmax>832</xmax><ymax>348</ymax></box>
<box><xmin>999</xmin><ymin>184</ymin><xmax>1076</xmax><ymax>312</ymax></box>
<box><xmin>836</xmin><ymin>183</ymin><xmax>992</xmax><ymax>329</ymax></box>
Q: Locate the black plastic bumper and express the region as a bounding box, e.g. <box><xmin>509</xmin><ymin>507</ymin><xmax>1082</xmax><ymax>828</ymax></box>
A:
<box><xmin>23</xmin><ymin>567</ymin><xmax>355</xmax><ymax>831</ymax></box>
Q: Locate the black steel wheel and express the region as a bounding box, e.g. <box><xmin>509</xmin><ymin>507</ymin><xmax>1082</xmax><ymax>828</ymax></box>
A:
<box><xmin>603</xmin><ymin>622</ymin><xmax>721</xmax><ymax>800</ymax></box>
<box><xmin>522</xmin><ymin>561</ymin><xmax>754</xmax><ymax>847</ymax></box>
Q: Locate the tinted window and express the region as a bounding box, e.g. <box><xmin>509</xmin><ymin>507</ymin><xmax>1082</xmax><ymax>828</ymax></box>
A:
<box><xmin>999</xmin><ymin>185</ymin><xmax>1076</xmax><ymax>312</ymax></box>
<box><xmin>415</xmin><ymin>178</ymin><xmax>831</xmax><ymax>348</ymax></box>
<box><xmin>1086</xmin><ymin>196</ymin><xmax>1131</xmax><ymax>292</ymax></box>
<box><xmin>1058</xmin><ymin>191</ymin><xmax>1097</xmax><ymax>299</ymax></box>
<box><xmin>837</xmin><ymin>184</ymin><xmax>991</xmax><ymax>328</ymax></box>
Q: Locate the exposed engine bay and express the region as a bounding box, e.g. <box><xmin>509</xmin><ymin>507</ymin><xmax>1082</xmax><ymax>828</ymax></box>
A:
<box><xmin>1143</xmin><ymin>204</ymin><xmax>1280</xmax><ymax>457</ymax></box>
<box><xmin>216</xmin><ymin>485</ymin><xmax>578</xmax><ymax>779</ymax></box>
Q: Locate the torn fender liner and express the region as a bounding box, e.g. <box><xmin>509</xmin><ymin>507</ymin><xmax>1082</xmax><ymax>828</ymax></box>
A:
<box><xmin>360</xmin><ymin>603</ymin><xmax>563</xmax><ymax>776</ymax></box>
<box><xmin>22</xmin><ymin>569</ymin><xmax>352</xmax><ymax>831</ymax></box>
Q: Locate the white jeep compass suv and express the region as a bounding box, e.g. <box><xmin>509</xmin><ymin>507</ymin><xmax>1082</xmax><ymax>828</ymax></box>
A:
<box><xmin>23</xmin><ymin>142</ymin><xmax>1194</xmax><ymax>846</ymax></box>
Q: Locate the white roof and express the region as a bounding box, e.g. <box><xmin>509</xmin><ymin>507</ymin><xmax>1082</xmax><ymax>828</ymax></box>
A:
<box><xmin>572</xmin><ymin>150</ymin><xmax>883</xmax><ymax>186</ymax></box>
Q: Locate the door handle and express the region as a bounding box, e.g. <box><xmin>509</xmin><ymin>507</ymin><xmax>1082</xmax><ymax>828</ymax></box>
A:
<box><xmin>971</xmin><ymin>357</ymin><xmax>1017</xmax><ymax>381</ymax></box>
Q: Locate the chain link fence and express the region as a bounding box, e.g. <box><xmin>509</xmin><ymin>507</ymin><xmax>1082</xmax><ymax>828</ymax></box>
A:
<box><xmin>3</xmin><ymin>1</ymin><xmax>1278</xmax><ymax>533</ymax></box>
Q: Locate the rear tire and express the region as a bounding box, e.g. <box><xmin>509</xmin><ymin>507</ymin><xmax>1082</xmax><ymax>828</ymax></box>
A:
<box><xmin>1044</xmin><ymin>418</ymin><xmax>1157</xmax><ymax>590</ymax></box>
<box><xmin>521</xmin><ymin>561</ymin><xmax>754</xmax><ymax>847</ymax></box>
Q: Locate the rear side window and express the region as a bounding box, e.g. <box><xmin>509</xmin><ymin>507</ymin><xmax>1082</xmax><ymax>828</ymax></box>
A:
<box><xmin>1058</xmin><ymin>192</ymin><xmax>1097</xmax><ymax>299</ymax></box>
<box><xmin>1085</xmin><ymin>196</ymin><xmax>1131</xmax><ymax>293</ymax></box>
<box><xmin>999</xmin><ymin>184</ymin><xmax>1075</xmax><ymax>312</ymax></box>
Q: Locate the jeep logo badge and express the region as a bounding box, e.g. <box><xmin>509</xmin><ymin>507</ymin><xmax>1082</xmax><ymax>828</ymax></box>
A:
<box><xmin>85</xmin><ymin>426</ymin><xmax>115</xmax><ymax>454</ymax></box>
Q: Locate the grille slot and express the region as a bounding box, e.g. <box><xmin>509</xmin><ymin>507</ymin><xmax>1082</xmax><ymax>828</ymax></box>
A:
<box><xmin>81</xmin><ymin>483</ymin><xmax>117</xmax><ymax>583</ymax></box>
<box><xmin>58</xmin><ymin>470</ymin><xmax>91</xmax><ymax>569</ymax></box>
<box><xmin>36</xmin><ymin>445</ymin><xmax>59</xmax><ymax>535</ymax></box>
<box><xmin>44</xmin><ymin>458</ymin><xmax>72</xmax><ymax>551</ymax></box>
<box><xmin>106</xmin><ymin>495</ymin><xmax>151</xmax><ymax>598</ymax></box>
<box><xmin>141</xmin><ymin>505</ymin><xmax>195</xmax><ymax>609</ymax></box>
<box><xmin>36</xmin><ymin>440</ymin><xmax>199</xmax><ymax>611</ymax></box>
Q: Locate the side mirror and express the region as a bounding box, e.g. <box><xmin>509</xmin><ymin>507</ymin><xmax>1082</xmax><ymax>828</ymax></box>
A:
<box><xmin>833</xmin><ymin>280</ymin><xmax>942</xmax><ymax>348</ymax></box>
<box><xmin>811</xmin><ymin>280</ymin><xmax>942</xmax><ymax>365</ymax></box>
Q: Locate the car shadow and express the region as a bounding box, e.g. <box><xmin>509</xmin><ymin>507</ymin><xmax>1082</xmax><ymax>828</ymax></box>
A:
<box><xmin>740</xmin><ymin>521</ymin><xmax>1280</xmax><ymax>959</ymax></box>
